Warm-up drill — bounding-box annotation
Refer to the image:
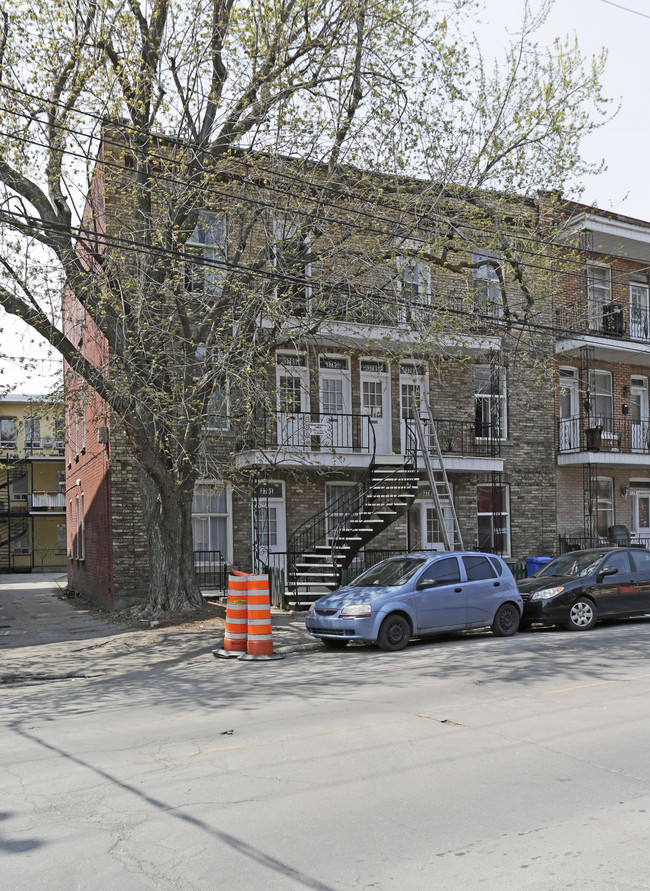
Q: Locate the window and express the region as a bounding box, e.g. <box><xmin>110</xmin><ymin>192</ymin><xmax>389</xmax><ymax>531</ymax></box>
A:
<box><xmin>472</xmin><ymin>253</ymin><xmax>502</xmax><ymax>317</ymax></box>
<box><xmin>184</xmin><ymin>212</ymin><xmax>227</xmax><ymax>300</ymax></box>
<box><xmin>56</xmin><ymin>523</ymin><xmax>67</xmax><ymax>555</ymax></box>
<box><xmin>205</xmin><ymin>385</ymin><xmax>229</xmax><ymax>431</ymax></box>
<box><xmin>462</xmin><ymin>554</ymin><xmax>497</xmax><ymax>581</ymax></box>
<box><xmin>474</xmin><ymin>366</ymin><xmax>507</xmax><ymax>439</ymax></box>
<box><xmin>12</xmin><ymin>472</ymin><xmax>27</xmax><ymax>501</ymax></box>
<box><xmin>273</xmin><ymin>216</ymin><xmax>311</xmax><ymax>311</ymax></box>
<box><xmin>632</xmin><ymin>550</ymin><xmax>650</xmax><ymax>571</ymax></box>
<box><xmin>0</xmin><ymin>417</ymin><xmax>16</xmax><ymax>448</ymax></box>
<box><xmin>587</xmin><ymin>265</ymin><xmax>611</xmax><ymax>328</ymax></box>
<box><xmin>477</xmin><ymin>485</ymin><xmax>510</xmax><ymax>554</ymax></box>
<box><xmin>396</xmin><ymin>255</ymin><xmax>430</xmax><ymax>321</ymax></box>
<box><xmin>57</xmin><ymin>470</ymin><xmax>66</xmax><ymax>494</ymax></box>
<box><xmin>192</xmin><ymin>482</ymin><xmax>230</xmax><ymax>559</ymax></box>
<box><xmin>588</xmin><ymin>370</ymin><xmax>613</xmax><ymax>432</ymax></box>
<box><xmin>54</xmin><ymin>417</ymin><xmax>65</xmax><ymax>449</ymax></box>
<box><xmin>601</xmin><ymin>550</ymin><xmax>631</xmax><ymax>574</ymax></box>
<box><xmin>24</xmin><ymin>417</ymin><xmax>41</xmax><ymax>449</ymax></box>
<box><xmin>13</xmin><ymin>528</ymin><xmax>29</xmax><ymax>555</ymax></box>
<box><xmin>595</xmin><ymin>477</ymin><xmax>613</xmax><ymax>539</ymax></box>
<box><xmin>419</xmin><ymin>556</ymin><xmax>461</xmax><ymax>586</ymax></box>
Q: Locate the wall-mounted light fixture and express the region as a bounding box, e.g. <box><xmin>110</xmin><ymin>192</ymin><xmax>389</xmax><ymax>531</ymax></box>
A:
<box><xmin>622</xmin><ymin>403</ymin><xmax>630</xmax><ymax>415</ymax></box>
<box><xmin>620</xmin><ymin>485</ymin><xmax>629</xmax><ymax>499</ymax></box>
<box><xmin>623</xmin><ymin>385</ymin><xmax>631</xmax><ymax>397</ymax></box>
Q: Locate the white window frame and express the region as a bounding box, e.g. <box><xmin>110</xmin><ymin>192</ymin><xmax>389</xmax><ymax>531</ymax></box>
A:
<box><xmin>185</xmin><ymin>212</ymin><xmax>227</xmax><ymax>300</ymax></box>
<box><xmin>191</xmin><ymin>480</ymin><xmax>232</xmax><ymax>564</ymax></box>
<box><xmin>587</xmin><ymin>264</ymin><xmax>611</xmax><ymax>329</ymax></box>
<box><xmin>630</xmin><ymin>276</ymin><xmax>650</xmax><ymax>341</ymax></box>
<box><xmin>272</xmin><ymin>216</ymin><xmax>312</xmax><ymax>309</ymax></box>
<box><xmin>24</xmin><ymin>417</ymin><xmax>41</xmax><ymax>449</ymax></box>
<box><xmin>472</xmin><ymin>252</ymin><xmax>503</xmax><ymax>317</ymax></box>
<box><xmin>0</xmin><ymin>416</ymin><xmax>16</xmax><ymax>449</ymax></box>
<box><xmin>595</xmin><ymin>477</ymin><xmax>614</xmax><ymax>540</ymax></box>
<box><xmin>474</xmin><ymin>365</ymin><xmax>507</xmax><ymax>440</ymax></box>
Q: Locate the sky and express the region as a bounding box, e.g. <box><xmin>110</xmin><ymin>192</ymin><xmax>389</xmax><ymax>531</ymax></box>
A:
<box><xmin>0</xmin><ymin>0</ymin><xmax>647</xmax><ymax>396</ymax></box>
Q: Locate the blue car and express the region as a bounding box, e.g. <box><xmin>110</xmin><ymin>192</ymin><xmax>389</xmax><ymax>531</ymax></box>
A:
<box><xmin>305</xmin><ymin>552</ymin><xmax>522</xmax><ymax>651</ymax></box>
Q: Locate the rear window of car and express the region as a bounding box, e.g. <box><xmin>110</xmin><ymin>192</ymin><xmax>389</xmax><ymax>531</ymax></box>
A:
<box><xmin>462</xmin><ymin>555</ymin><xmax>497</xmax><ymax>581</ymax></box>
<box><xmin>488</xmin><ymin>556</ymin><xmax>504</xmax><ymax>576</ymax></box>
<box><xmin>631</xmin><ymin>550</ymin><xmax>650</xmax><ymax>571</ymax></box>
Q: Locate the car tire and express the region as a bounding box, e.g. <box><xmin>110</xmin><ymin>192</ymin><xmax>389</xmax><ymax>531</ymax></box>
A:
<box><xmin>492</xmin><ymin>602</ymin><xmax>520</xmax><ymax>637</ymax></box>
<box><xmin>565</xmin><ymin>598</ymin><xmax>597</xmax><ymax>631</ymax></box>
<box><xmin>377</xmin><ymin>614</ymin><xmax>411</xmax><ymax>651</ymax></box>
<box><xmin>321</xmin><ymin>638</ymin><xmax>349</xmax><ymax>650</ymax></box>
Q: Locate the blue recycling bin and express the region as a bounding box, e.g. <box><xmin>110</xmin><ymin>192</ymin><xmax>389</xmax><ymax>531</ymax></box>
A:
<box><xmin>525</xmin><ymin>556</ymin><xmax>553</xmax><ymax>577</ymax></box>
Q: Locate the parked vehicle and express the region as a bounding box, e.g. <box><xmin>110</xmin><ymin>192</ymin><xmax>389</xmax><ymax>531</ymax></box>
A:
<box><xmin>305</xmin><ymin>552</ymin><xmax>522</xmax><ymax>651</ymax></box>
<box><xmin>518</xmin><ymin>547</ymin><xmax>650</xmax><ymax>631</ymax></box>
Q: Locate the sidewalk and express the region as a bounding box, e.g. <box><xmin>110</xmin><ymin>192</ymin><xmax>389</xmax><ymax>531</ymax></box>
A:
<box><xmin>0</xmin><ymin>573</ymin><xmax>321</xmax><ymax>684</ymax></box>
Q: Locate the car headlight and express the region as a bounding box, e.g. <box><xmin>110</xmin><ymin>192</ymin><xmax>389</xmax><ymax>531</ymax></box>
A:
<box><xmin>339</xmin><ymin>603</ymin><xmax>372</xmax><ymax>618</ymax></box>
<box><xmin>530</xmin><ymin>586</ymin><xmax>565</xmax><ymax>601</ymax></box>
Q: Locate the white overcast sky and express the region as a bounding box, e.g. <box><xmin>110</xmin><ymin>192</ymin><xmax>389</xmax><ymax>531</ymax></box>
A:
<box><xmin>0</xmin><ymin>0</ymin><xmax>646</xmax><ymax>395</ymax></box>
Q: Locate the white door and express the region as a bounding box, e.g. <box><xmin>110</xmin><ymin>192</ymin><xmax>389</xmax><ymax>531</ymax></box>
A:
<box><xmin>252</xmin><ymin>482</ymin><xmax>287</xmax><ymax>573</ymax></box>
<box><xmin>276</xmin><ymin>353</ymin><xmax>310</xmax><ymax>447</ymax></box>
<box><xmin>559</xmin><ymin>368</ymin><xmax>579</xmax><ymax>451</ymax></box>
<box><xmin>630</xmin><ymin>282</ymin><xmax>650</xmax><ymax>340</ymax></box>
<box><xmin>421</xmin><ymin>501</ymin><xmax>454</xmax><ymax>551</ymax></box>
<box><xmin>399</xmin><ymin>363</ymin><xmax>428</xmax><ymax>453</ymax></box>
<box><xmin>631</xmin><ymin>378</ymin><xmax>649</xmax><ymax>452</ymax></box>
<box><xmin>633</xmin><ymin>492</ymin><xmax>650</xmax><ymax>543</ymax></box>
<box><xmin>360</xmin><ymin>359</ymin><xmax>391</xmax><ymax>454</ymax></box>
<box><xmin>319</xmin><ymin>355</ymin><xmax>352</xmax><ymax>450</ymax></box>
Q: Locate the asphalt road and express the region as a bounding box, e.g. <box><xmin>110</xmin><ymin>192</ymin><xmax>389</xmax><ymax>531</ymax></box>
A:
<box><xmin>2</xmin><ymin>617</ymin><xmax>650</xmax><ymax>890</ymax></box>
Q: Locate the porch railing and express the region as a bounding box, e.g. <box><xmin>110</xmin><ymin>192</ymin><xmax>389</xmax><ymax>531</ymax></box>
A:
<box><xmin>556</xmin><ymin>301</ymin><xmax>650</xmax><ymax>343</ymax></box>
<box><xmin>29</xmin><ymin>492</ymin><xmax>66</xmax><ymax>511</ymax></box>
<box><xmin>558</xmin><ymin>415</ymin><xmax>650</xmax><ymax>454</ymax></box>
<box><xmin>245</xmin><ymin>408</ymin><xmax>376</xmax><ymax>454</ymax></box>
<box><xmin>194</xmin><ymin>550</ymin><xmax>228</xmax><ymax>592</ymax></box>
<box><xmin>410</xmin><ymin>417</ymin><xmax>501</xmax><ymax>458</ymax></box>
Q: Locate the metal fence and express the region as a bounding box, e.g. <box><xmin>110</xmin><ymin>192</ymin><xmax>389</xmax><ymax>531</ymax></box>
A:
<box><xmin>194</xmin><ymin>550</ymin><xmax>228</xmax><ymax>592</ymax></box>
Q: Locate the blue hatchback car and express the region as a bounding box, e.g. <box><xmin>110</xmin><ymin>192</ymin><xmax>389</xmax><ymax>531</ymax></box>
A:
<box><xmin>305</xmin><ymin>552</ymin><xmax>522</xmax><ymax>651</ymax></box>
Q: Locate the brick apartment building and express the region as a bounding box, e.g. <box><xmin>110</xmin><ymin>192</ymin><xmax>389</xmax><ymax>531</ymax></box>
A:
<box><xmin>62</xmin><ymin>137</ymin><xmax>569</xmax><ymax>610</ymax></box>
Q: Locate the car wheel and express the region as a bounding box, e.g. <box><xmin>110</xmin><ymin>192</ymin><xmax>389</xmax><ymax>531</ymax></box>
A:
<box><xmin>565</xmin><ymin>598</ymin><xmax>597</xmax><ymax>631</ymax></box>
<box><xmin>321</xmin><ymin>638</ymin><xmax>349</xmax><ymax>650</ymax></box>
<box><xmin>377</xmin><ymin>614</ymin><xmax>411</xmax><ymax>651</ymax></box>
<box><xmin>492</xmin><ymin>602</ymin><xmax>520</xmax><ymax>637</ymax></box>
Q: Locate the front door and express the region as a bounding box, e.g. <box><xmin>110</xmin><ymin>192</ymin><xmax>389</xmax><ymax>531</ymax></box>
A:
<box><xmin>319</xmin><ymin>355</ymin><xmax>352</xmax><ymax>450</ymax></box>
<box><xmin>631</xmin><ymin>378</ymin><xmax>649</xmax><ymax>452</ymax></box>
<box><xmin>360</xmin><ymin>359</ymin><xmax>391</xmax><ymax>454</ymax></box>
<box><xmin>559</xmin><ymin>368</ymin><xmax>579</xmax><ymax>451</ymax></box>
<box><xmin>412</xmin><ymin>500</ymin><xmax>454</xmax><ymax>551</ymax></box>
<box><xmin>399</xmin><ymin>363</ymin><xmax>428</xmax><ymax>454</ymax></box>
<box><xmin>632</xmin><ymin>491</ymin><xmax>650</xmax><ymax>544</ymax></box>
<box><xmin>252</xmin><ymin>482</ymin><xmax>287</xmax><ymax>577</ymax></box>
<box><xmin>630</xmin><ymin>281</ymin><xmax>650</xmax><ymax>340</ymax></box>
<box><xmin>276</xmin><ymin>353</ymin><xmax>310</xmax><ymax>447</ymax></box>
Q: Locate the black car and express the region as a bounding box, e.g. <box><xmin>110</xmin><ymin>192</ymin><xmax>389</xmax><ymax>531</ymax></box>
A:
<box><xmin>518</xmin><ymin>548</ymin><xmax>650</xmax><ymax>631</ymax></box>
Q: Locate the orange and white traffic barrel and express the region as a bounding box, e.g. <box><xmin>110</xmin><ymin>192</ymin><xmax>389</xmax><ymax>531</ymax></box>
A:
<box><xmin>239</xmin><ymin>574</ymin><xmax>284</xmax><ymax>661</ymax></box>
<box><xmin>213</xmin><ymin>573</ymin><xmax>249</xmax><ymax>658</ymax></box>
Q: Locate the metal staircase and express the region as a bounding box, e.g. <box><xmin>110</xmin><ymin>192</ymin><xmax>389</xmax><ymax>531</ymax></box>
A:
<box><xmin>286</xmin><ymin>429</ymin><xmax>418</xmax><ymax>607</ymax></box>
<box><xmin>0</xmin><ymin>458</ymin><xmax>29</xmax><ymax>570</ymax></box>
<box><xmin>411</xmin><ymin>406</ymin><xmax>464</xmax><ymax>551</ymax></box>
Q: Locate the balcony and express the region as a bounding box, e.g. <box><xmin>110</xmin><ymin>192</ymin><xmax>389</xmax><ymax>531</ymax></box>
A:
<box><xmin>555</xmin><ymin>302</ymin><xmax>650</xmax><ymax>365</ymax></box>
<box><xmin>28</xmin><ymin>492</ymin><xmax>66</xmax><ymax>512</ymax></box>
<box><xmin>558</xmin><ymin>414</ymin><xmax>650</xmax><ymax>466</ymax></box>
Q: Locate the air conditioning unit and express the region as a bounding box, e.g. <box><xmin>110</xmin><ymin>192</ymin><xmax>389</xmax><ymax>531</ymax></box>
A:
<box><xmin>602</xmin><ymin>303</ymin><xmax>624</xmax><ymax>337</ymax></box>
<box><xmin>54</xmin><ymin>441</ymin><xmax>65</xmax><ymax>450</ymax></box>
<box><xmin>43</xmin><ymin>435</ymin><xmax>53</xmax><ymax>448</ymax></box>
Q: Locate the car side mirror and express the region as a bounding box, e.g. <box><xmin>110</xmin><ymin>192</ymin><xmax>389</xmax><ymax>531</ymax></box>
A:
<box><xmin>598</xmin><ymin>567</ymin><xmax>618</xmax><ymax>583</ymax></box>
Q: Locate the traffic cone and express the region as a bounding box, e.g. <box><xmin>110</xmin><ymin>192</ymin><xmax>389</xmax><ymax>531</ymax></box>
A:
<box><xmin>213</xmin><ymin>573</ymin><xmax>249</xmax><ymax>658</ymax></box>
<box><xmin>239</xmin><ymin>574</ymin><xmax>284</xmax><ymax>661</ymax></box>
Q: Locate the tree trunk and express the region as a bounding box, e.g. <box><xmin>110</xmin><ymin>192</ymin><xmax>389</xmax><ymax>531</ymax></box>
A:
<box><xmin>138</xmin><ymin>467</ymin><xmax>203</xmax><ymax>615</ymax></box>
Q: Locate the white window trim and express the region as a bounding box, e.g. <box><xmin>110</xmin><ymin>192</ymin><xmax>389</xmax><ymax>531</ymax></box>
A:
<box><xmin>476</xmin><ymin>484</ymin><xmax>511</xmax><ymax>556</ymax></box>
<box><xmin>192</xmin><ymin>480</ymin><xmax>233</xmax><ymax>564</ymax></box>
<box><xmin>475</xmin><ymin>366</ymin><xmax>508</xmax><ymax>441</ymax></box>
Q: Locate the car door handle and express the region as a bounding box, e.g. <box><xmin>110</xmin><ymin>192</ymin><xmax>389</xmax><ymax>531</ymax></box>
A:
<box><xmin>493</xmin><ymin>581</ymin><xmax>500</xmax><ymax>587</ymax></box>
<box><xmin>454</xmin><ymin>587</ymin><xmax>463</xmax><ymax>593</ymax></box>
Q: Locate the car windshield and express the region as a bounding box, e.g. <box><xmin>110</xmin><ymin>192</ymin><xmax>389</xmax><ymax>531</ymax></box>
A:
<box><xmin>349</xmin><ymin>558</ymin><xmax>427</xmax><ymax>587</ymax></box>
<box><xmin>533</xmin><ymin>551</ymin><xmax>610</xmax><ymax>579</ymax></box>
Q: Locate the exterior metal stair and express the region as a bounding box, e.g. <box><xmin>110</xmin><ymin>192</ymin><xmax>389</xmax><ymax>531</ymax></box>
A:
<box><xmin>286</xmin><ymin>430</ymin><xmax>418</xmax><ymax>608</ymax></box>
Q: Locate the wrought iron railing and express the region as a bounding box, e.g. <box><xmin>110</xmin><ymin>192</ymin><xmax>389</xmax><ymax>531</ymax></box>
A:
<box><xmin>410</xmin><ymin>417</ymin><xmax>501</xmax><ymax>458</ymax></box>
<box><xmin>28</xmin><ymin>492</ymin><xmax>66</xmax><ymax>511</ymax></box>
<box><xmin>244</xmin><ymin>408</ymin><xmax>376</xmax><ymax>454</ymax></box>
<box><xmin>556</xmin><ymin>301</ymin><xmax>650</xmax><ymax>343</ymax></box>
<box><xmin>194</xmin><ymin>550</ymin><xmax>228</xmax><ymax>591</ymax></box>
<box><xmin>558</xmin><ymin>415</ymin><xmax>650</xmax><ymax>454</ymax></box>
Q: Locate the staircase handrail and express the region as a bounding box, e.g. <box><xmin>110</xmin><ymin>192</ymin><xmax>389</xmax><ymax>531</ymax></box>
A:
<box><xmin>286</xmin><ymin>417</ymin><xmax>376</xmax><ymax>569</ymax></box>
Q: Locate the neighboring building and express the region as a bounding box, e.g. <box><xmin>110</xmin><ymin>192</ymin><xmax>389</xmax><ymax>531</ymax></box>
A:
<box><xmin>555</xmin><ymin>206</ymin><xmax>650</xmax><ymax>550</ymax></box>
<box><xmin>0</xmin><ymin>395</ymin><xmax>67</xmax><ymax>572</ymax></box>
<box><xmin>63</xmin><ymin>138</ymin><xmax>560</xmax><ymax>609</ymax></box>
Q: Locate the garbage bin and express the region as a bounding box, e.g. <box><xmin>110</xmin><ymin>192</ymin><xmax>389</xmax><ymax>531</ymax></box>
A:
<box><xmin>525</xmin><ymin>556</ymin><xmax>553</xmax><ymax>577</ymax></box>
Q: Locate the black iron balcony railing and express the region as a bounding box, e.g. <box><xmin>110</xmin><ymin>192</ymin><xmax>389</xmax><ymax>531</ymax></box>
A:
<box><xmin>245</xmin><ymin>409</ymin><xmax>500</xmax><ymax>458</ymax></box>
<box><xmin>558</xmin><ymin>414</ymin><xmax>650</xmax><ymax>453</ymax></box>
<box><xmin>245</xmin><ymin>408</ymin><xmax>377</xmax><ymax>454</ymax></box>
<box><xmin>556</xmin><ymin>302</ymin><xmax>650</xmax><ymax>343</ymax></box>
